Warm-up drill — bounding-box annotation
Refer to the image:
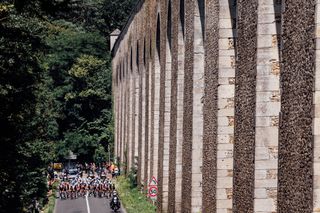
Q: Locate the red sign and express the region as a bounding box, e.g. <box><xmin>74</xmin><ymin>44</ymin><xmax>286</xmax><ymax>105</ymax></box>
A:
<box><xmin>148</xmin><ymin>186</ymin><xmax>158</xmax><ymax>197</ymax></box>
<box><xmin>148</xmin><ymin>176</ymin><xmax>158</xmax><ymax>186</ymax></box>
<box><xmin>148</xmin><ymin>176</ymin><xmax>158</xmax><ymax>199</ymax></box>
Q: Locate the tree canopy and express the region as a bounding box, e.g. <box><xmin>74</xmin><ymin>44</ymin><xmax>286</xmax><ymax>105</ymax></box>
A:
<box><xmin>0</xmin><ymin>0</ymin><xmax>136</xmax><ymax>211</ymax></box>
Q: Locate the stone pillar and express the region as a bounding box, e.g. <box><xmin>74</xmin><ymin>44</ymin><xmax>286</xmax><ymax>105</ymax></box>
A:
<box><xmin>147</xmin><ymin>60</ymin><xmax>152</xmax><ymax>186</ymax></box>
<box><xmin>122</xmin><ymin>64</ymin><xmax>127</xmax><ymax>165</ymax></box>
<box><xmin>254</xmin><ymin>1</ymin><xmax>280</xmax><ymax>212</ymax></box>
<box><xmin>135</xmin><ymin>64</ymin><xmax>140</xmax><ymax>168</ymax></box>
<box><xmin>153</xmin><ymin>52</ymin><xmax>161</xmax><ymax>181</ymax></box>
<box><xmin>128</xmin><ymin>68</ymin><xmax>133</xmax><ymax>172</ymax></box>
<box><xmin>314</xmin><ymin>2</ymin><xmax>320</xmax><ymax>212</ymax></box>
<box><xmin>161</xmin><ymin>45</ymin><xmax>172</xmax><ymax>212</ymax></box>
<box><xmin>117</xmin><ymin>70</ymin><xmax>120</xmax><ymax>161</ymax></box>
<box><xmin>114</xmin><ymin>72</ymin><xmax>118</xmax><ymax>163</ymax></box>
<box><xmin>126</xmin><ymin>59</ymin><xmax>131</xmax><ymax>172</ymax></box>
<box><xmin>144</xmin><ymin>46</ymin><xmax>150</xmax><ymax>191</ymax></box>
<box><xmin>117</xmin><ymin>67</ymin><xmax>123</xmax><ymax>163</ymax></box>
<box><xmin>216</xmin><ymin>1</ymin><xmax>236</xmax><ymax>212</ymax></box>
<box><xmin>131</xmin><ymin>68</ymin><xmax>137</xmax><ymax>171</ymax></box>
<box><xmin>191</xmin><ymin>1</ymin><xmax>204</xmax><ymax>212</ymax></box>
<box><xmin>110</xmin><ymin>29</ymin><xmax>120</xmax><ymax>50</ymax></box>
<box><xmin>141</xmin><ymin>63</ymin><xmax>146</xmax><ymax>186</ymax></box>
<box><xmin>181</xmin><ymin>0</ymin><xmax>194</xmax><ymax>211</ymax></box>
<box><xmin>123</xmin><ymin>63</ymin><xmax>127</xmax><ymax>165</ymax></box>
<box><xmin>278</xmin><ymin>1</ymin><xmax>314</xmax><ymax>212</ymax></box>
<box><xmin>174</xmin><ymin>13</ymin><xmax>184</xmax><ymax>213</ymax></box>
<box><xmin>233</xmin><ymin>0</ymin><xmax>258</xmax><ymax>212</ymax></box>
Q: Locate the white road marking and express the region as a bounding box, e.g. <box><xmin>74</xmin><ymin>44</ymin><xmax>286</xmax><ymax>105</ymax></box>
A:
<box><xmin>85</xmin><ymin>192</ymin><xmax>91</xmax><ymax>213</ymax></box>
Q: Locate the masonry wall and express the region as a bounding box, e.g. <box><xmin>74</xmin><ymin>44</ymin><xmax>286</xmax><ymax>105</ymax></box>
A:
<box><xmin>111</xmin><ymin>0</ymin><xmax>319</xmax><ymax>212</ymax></box>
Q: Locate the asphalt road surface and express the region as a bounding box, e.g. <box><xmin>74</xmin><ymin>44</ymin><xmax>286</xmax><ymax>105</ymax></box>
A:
<box><xmin>55</xmin><ymin>195</ymin><xmax>125</xmax><ymax>213</ymax></box>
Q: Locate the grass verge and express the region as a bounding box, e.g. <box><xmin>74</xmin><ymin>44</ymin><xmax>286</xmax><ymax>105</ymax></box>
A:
<box><xmin>115</xmin><ymin>176</ymin><xmax>156</xmax><ymax>213</ymax></box>
<box><xmin>43</xmin><ymin>181</ymin><xmax>59</xmax><ymax>213</ymax></box>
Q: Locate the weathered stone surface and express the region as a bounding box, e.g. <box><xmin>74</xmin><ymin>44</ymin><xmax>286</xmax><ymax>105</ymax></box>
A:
<box><xmin>233</xmin><ymin>1</ymin><xmax>258</xmax><ymax>212</ymax></box>
<box><xmin>278</xmin><ymin>1</ymin><xmax>315</xmax><ymax>212</ymax></box>
<box><xmin>111</xmin><ymin>0</ymin><xmax>319</xmax><ymax>213</ymax></box>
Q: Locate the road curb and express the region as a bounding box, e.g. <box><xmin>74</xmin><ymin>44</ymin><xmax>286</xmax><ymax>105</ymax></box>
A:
<box><xmin>122</xmin><ymin>206</ymin><xmax>128</xmax><ymax>213</ymax></box>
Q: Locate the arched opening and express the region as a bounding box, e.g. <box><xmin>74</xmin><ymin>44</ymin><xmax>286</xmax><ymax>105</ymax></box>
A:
<box><xmin>119</xmin><ymin>62</ymin><xmax>122</xmax><ymax>82</ymax></box>
<box><xmin>156</xmin><ymin>14</ymin><xmax>161</xmax><ymax>61</ymax></box>
<box><xmin>116</xmin><ymin>66</ymin><xmax>119</xmax><ymax>86</ymax></box>
<box><xmin>228</xmin><ymin>0</ymin><xmax>237</xmax><ymax>52</ymax></box>
<box><xmin>136</xmin><ymin>42</ymin><xmax>140</xmax><ymax>72</ymax></box>
<box><xmin>143</xmin><ymin>38</ymin><xmax>146</xmax><ymax>66</ymax></box>
<box><xmin>167</xmin><ymin>0</ymin><xmax>172</xmax><ymax>51</ymax></box>
<box><xmin>150</xmin><ymin>37</ymin><xmax>152</xmax><ymax>58</ymax></box>
<box><xmin>180</xmin><ymin>0</ymin><xmax>185</xmax><ymax>37</ymax></box>
<box><xmin>122</xmin><ymin>59</ymin><xmax>125</xmax><ymax>80</ymax></box>
<box><xmin>197</xmin><ymin>0</ymin><xmax>205</xmax><ymax>39</ymax></box>
<box><xmin>130</xmin><ymin>47</ymin><xmax>133</xmax><ymax>72</ymax></box>
<box><xmin>126</xmin><ymin>55</ymin><xmax>129</xmax><ymax>76</ymax></box>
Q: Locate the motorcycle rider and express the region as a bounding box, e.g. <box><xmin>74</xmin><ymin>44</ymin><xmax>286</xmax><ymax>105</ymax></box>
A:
<box><xmin>110</xmin><ymin>190</ymin><xmax>121</xmax><ymax>211</ymax></box>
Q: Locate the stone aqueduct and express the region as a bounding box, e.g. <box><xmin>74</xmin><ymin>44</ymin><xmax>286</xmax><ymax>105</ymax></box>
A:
<box><xmin>111</xmin><ymin>0</ymin><xmax>320</xmax><ymax>212</ymax></box>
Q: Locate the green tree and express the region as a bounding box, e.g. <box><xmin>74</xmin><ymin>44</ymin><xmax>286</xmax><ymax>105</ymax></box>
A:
<box><xmin>94</xmin><ymin>144</ymin><xmax>108</xmax><ymax>164</ymax></box>
<box><xmin>0</xmin><ymin>2</ymin><xmax>53</xmax><ymax>211</ymax></box>
<box><xmin>0</xmin><ymin>0</ymin><xmax>136</xmax><ymax>211</ymax></box>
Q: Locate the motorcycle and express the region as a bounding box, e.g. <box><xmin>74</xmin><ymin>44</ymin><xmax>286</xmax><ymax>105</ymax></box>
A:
<box><xmin>110</xmin><ymin>196</ymin><xmax>121</xmax><ymax>212</ymax></box>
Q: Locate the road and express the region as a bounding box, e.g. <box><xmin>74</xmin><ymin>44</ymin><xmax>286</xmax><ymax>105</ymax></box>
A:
<box><xmin>55</xmin><ymin>195</ymin><xmax>125</xmax><ymax>213</ymax></box>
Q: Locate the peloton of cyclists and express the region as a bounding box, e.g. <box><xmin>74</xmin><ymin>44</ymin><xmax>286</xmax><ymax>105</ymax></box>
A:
<box><xmin>58</xmin><ymin>176</ymin><xmax>115</xmax><ymax>200</ymax></box>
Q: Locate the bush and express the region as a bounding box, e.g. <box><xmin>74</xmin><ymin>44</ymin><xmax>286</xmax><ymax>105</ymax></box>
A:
<box><xmin>115</xmin><ymin>176</ymin><xmax>156</xmax><ymax>213</ymax></box>
<box><xmin>43</xmin><ymin>181</ymin><xmax>59</xmax><ymax>213</ymax></box>
<box><xmin>128</xmin><ymin>166</ymin><xmax>137</xmax><ymax>188</ymax></box>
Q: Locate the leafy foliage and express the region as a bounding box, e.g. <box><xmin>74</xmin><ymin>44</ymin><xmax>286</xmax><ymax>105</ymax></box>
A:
<box><xmin>44</xmin><ymin>24</ymin><xmax>113</xmax><ymax>162</ymax></box>
<box><xmin>1</xmin><ymin>0</ymin><xmax>136</xmax><ymax>211</ymax></box>
<box><xmin>115</xmin><ymin>176</ymin><xmax>157</xmax><ymax>213</ymax></box>
<box><xmin>0</xmin><ymin>3</ymin><xmax>52</xmax><ymax>211</ymax></box>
